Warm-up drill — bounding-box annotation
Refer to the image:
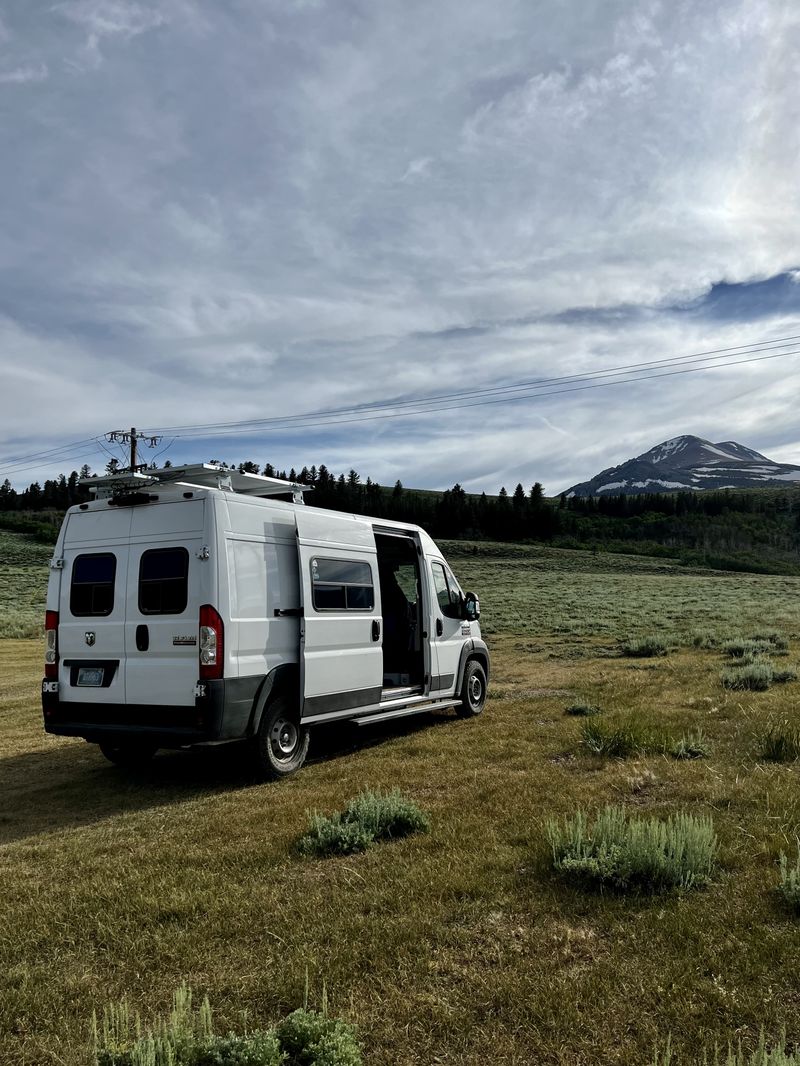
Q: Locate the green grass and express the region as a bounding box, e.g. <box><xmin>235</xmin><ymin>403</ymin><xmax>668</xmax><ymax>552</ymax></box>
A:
<box><xmin>2</xmin><ymin>540</ymin><xmax>800</xmax><ymax>1064</ymax></box>
<box><xmin>759</xmin><ymin>722</ymin><xmax>800</xmax><ymax>762</ymax></box>
<box><xmin>580</xmin><ymin>717</ymin><xmax>666</xmax><ymax>757</ymax></box>
<box><xmin>0</xmin><ymin>530</ymin><xmax>50</xmax><ymax>639</ymax></box>
<box><xmin>670</xmin><ymin>730</ymin><xmax>710</xmax><ymax>760</ymax></box>
<box><xmin>547</xmin><ymin>806</ymin><xmax>717</xmax><ymax>892</ymax></box>
<box><xmin>441</xmin><ymin>540</ymin><xmax>800</xmax><ymax>640</ymax></box>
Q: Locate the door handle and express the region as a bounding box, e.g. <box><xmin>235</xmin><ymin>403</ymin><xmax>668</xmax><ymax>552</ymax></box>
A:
<box><xmin>436</xmin><ymin>618</ymin><xmax>443</xmax><ymax>637</ymax></box>
<box><xmin>274</xmin><ymin>607</ymin><xmax>303</xmax><ymax>617</ymax></box>
<box><xmin>372</xmin><ymin>619</ymin><xmax>381</xmax><ymax>642</ymax></box>
<box><xmin>135</xmin><ymin>624</ymin><xmax>149</xmax><ymax>651</ymax></box>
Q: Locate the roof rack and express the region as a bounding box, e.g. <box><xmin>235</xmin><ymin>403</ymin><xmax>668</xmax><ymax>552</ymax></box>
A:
<box><xmin>80</xmin><ymin>464</ymin><xmax>312</xmax><ymax>503</ymax></box>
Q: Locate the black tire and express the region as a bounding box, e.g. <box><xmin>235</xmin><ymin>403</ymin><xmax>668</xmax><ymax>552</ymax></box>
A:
<box><xmin>253</xmin><ymin>693</ymin><xmax>310</xmax><ymax>780</ymax></box>
<box><xmin>99</xmin><ymin>741</ymin><xmax>158</xmax><ymax>767</ymax></box>
<box><xmin>457</xmin><ymin>660</ymin><xmax>487</xmax><ymax>718</ymax></box>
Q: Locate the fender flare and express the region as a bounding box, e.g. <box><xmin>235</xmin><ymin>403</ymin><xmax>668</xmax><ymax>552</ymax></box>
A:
<box><xmin>248</xmin><ymin>664</ymin><xmax>300</xmax><ymax>736</ymax></box>
<box><xmin>455</xmin><ymin>639</ymin><xmax>491</xmax><ymax>695</ymax></box>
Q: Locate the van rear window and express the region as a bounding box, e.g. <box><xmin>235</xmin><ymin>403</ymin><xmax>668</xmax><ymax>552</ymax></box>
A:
<box><xmin>70</xmin><ymin>553</ymin><xmax>116</xmax><ymax>616</ymax></box>
<box><xmin>139</xmin><ymin>548</ymin><xmax>189</xmax><ymax>615</ymax></box>
<box><xmin>311</xmin><ymin>557</ymin><xmax>374</xmax><ymax>611</ymax></box>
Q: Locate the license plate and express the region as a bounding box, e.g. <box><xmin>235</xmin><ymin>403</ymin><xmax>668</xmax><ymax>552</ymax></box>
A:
<box><xmin>77</xmin><ymin>667</ymin><xmax>104</xmax><ymax>687</ymax></box>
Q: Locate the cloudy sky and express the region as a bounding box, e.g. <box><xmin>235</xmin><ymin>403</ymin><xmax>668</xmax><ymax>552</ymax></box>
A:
<box><xmin>1</xmin><ymin>0</ymin><xmax>799</xmax><ymax>496</ymax></box>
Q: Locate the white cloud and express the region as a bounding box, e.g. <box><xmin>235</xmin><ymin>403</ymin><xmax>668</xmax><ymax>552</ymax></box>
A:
<box><xmin>53</xmin><ymin>0</ymin><xmax>167</xmax><ymax>68</ymax></box>
<box><xmin>0</xmin><ymin>62</ymin><xmax>48</xmax><ymax>84</ymax></box>
<box><xmin>1</xmin><ymin>0</ymin><xmax>799</xmax><ymax>492</ymax></box>
<box><xmin>53</xmin><ymin>0</ymin><xmax>167</xmax><ymax>40</ymax></box>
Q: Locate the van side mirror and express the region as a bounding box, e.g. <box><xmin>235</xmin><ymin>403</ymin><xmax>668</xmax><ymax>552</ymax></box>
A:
<box><xmin>463</xmin><ymin>592</ymin><xmax>480</xmax><ymax>621</ymax></box>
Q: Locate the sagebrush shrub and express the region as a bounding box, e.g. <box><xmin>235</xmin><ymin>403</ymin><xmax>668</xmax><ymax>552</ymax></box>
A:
<box><xmin>721</xmin><ymin>661</ymin><xmax>774</xmax><ymax>691</ymax></box>
<box><xmin>276</xmin><ymin>1009</ymin><xmax>362</xmax><ymax>1066</ymax></box>
<box><xmin>772</xmin><ymin>667</ymin><xmax>797</xmax><ymax>685</ymax></box>
<box><xmin>690</xmin><ymin>629</ymin><xmax>725</xmax><ymax>649</ymax></box>
<box><xmin>671</xmin><ymin>730</ymin><xmax>710</xmax><ymax>760</ymax></box>
<box><xmin>92</xmin><ymin>985</ymin><xmax>361</xmax><ymax>1066</ymax></box>
<box><xmin>778</xmin><ymin>849</ymin><xmax>800</xmax><ymax>913</ymax></box>
<box><xmin>654</xmin><ymin>1031</ymin><xmax>800</xmax><ymax>1064</ymax></box>
<box><xmin>723</xmin><ymin>638</ymin><xmax>775</xmax><ymax>660</ymax></box>
<box><xmin>547</xmin><ymin>806</ymin><xmax>717</xmax><ymax>891</ymax></box>
<box><xmin>749</xmin><ymin>629</ymin><xmax>789</xmax><ymax>652</ymax></box>
<box><xmin>565</xmin><ymin>702</ymin><xmax>602</xmax><ymax>717</ymax></box>
<box><xmin>298</xmin><ymin>789</ymin><xmax>430</xmax><ymax>857</ymax></box>
<box><xmin>759</xmin><ymin>724</ymin><xmax>800</xmax><ymax>762</ymax></box>
<box><xmin>94</xmin><ymin>984</ymin><xmax>215</xmax><ymax>1066</ymax></box>
<box><xmin>621</xmin><ymin>636</ymin><xmax>668</xmax><ymax>658</ymax></box>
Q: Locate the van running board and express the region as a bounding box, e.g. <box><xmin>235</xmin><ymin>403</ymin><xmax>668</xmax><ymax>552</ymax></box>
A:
<box><xmin>303</xmin><ymin>693</ymin><xmax>461</xmax><ymax>725</ymax></box>
<box><xmin>353</xmin><ymin>699</ymin><xmax>461</xmax><ymax>727</ymax></box>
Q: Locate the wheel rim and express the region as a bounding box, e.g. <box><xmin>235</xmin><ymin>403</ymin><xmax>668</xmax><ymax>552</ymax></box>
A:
<box><xmin>469</xmin><ymin>673</ymin><xmax>483</xmax><ymax>707</ymax></box>
<box><xmin>270</xmin><ymin>717</ymin><xmax>298</xmax><ymax>759</ymax></box>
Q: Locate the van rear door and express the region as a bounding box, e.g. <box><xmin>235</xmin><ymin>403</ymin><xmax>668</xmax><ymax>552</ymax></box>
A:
<box><xmin>295</xmin><ymin>509</ymin><xmax>383</xmax><ymax>718</ymax></box>
<box><xmin>124</xmin><ymin>500</ymin><xmax>206</xmax><ymax>707</ymax></box>
<box><xmin>57</xmin><ymin>508</ymin><xmax>132</xmax><ymax>705</ymax></box>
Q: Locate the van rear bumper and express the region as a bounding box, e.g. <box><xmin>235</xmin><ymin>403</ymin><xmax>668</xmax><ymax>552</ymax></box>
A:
<box><xmin>41</xmin><ymin>676</ymin><xmax>260</xmax><ymax>748</ymax></box>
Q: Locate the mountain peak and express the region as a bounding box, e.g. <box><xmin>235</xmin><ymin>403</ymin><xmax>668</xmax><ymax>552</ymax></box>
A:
<box><xmin>640</xmin><ymin>436</ymin><xmax>708</xmax><ymax>465</ymax></box>
<box><xmin>565</xmin><ymin>435</ymin><xmax>800</xmax><ymax>497</ymax></box>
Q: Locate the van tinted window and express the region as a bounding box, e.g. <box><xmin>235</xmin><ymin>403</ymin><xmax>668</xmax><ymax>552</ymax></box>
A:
<box><xmin>70</xmin><ymin>553</ymin><xmax>116</xmax><ymax>616</ymax></box>
<box><xmin>139</xmin><ymin>548</ymin><xmax>189</xmax><ymax>614</ymax></box>
<box><xmin>311</xmin><ymin>557</ymin><xmax>374</xmax><ymax>611</ymax></box>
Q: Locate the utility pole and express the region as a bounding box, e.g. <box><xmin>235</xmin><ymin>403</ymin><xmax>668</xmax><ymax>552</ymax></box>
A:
<box><xmin>106</xmin><ymin>428</ymin><xmax>163</xmax><ymax>474</ymax></box>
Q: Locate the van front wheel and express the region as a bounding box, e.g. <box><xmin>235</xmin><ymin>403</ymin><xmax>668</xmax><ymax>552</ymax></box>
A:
<box><xmin>253</xmin><ymin>695</ymin><xmax>310</xmax><ymax>779</ymax></box>
<box><xmin>457</xmin><ymin>660</ymin><xmax>487</xmax><ymax>717</ymax></box>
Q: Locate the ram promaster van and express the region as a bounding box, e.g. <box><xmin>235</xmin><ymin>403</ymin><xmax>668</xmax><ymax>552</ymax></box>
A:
<box><xmin>41</xmin><ymin>465</ymin><xmax>489</xmax><ymax>778</ymax></box>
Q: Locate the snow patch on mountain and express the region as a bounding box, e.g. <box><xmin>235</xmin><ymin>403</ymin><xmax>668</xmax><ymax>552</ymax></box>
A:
<box><xmin>565</xmin><ymin>435</ymin><xmax>800</xmax><ymax>497</ymax></box>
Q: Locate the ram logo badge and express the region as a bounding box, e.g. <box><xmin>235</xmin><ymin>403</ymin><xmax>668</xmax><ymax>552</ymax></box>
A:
<box><xmin>85</xmin><ymin>632</ymin><xmax>96</xmax><ymax>647</ymax></box>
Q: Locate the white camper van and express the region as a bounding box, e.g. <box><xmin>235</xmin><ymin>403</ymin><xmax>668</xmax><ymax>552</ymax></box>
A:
<box><xmin>41</xmin><ymin>465</ymin><xmax>489</xmax><ymax>778</ymax></box>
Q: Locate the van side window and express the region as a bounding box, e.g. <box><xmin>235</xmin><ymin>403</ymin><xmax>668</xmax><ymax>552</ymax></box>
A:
<box><xmin>139</xmin><ymin>548</ymin><xmax>189</xmax><ymax>615</ymax></box>
<box><xmin>311</xmin><ymin>558</ymin><xmax>374</xmax><ymax>611</ymax></box>
<box><xmin>70</xmin><ymin>553</ymin><xmax>116</xmax><ymax>616</ymax></box>
<box><xmin>432</xmin><ymin>561</ymin><xmax>462</xmax><ymax>619</ymax></box>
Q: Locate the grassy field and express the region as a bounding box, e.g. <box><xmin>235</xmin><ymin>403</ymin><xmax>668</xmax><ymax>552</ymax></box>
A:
<box><xmin>2</xmin><ymin>541</ymin><xmax>800</xmax><ymax>1064</ymax></box>
<box><xmin>0</xmin><ymin>531</ymin><xmax>51</xmax><ymax>639</ymax></box>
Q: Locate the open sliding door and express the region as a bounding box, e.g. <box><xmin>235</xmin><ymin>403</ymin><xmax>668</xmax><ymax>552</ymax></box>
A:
<box><xmin>295</xmin><ymin>509</ymin><xmax>383</xmax><ymax>719</ymax></box>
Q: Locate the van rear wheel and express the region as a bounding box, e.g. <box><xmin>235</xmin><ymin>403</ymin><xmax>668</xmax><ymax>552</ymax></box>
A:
<box><xmin>253</xmin><ymin>694</ymin><xmax>310</xmax><ymax>780</ymax></box>
<box><xmin>99</xmin><ymin>741</ymin><xmax>157</xmax><ymax>767</ymax></box>
<box><xmin>457</xmin><ymin>660</ymin><xmax>487</xmax><ymax>717</ymax></box>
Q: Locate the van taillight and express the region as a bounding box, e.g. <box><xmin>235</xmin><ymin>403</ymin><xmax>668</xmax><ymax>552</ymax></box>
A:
<box><xmin>199</xmin><ymin>604</ymin><xmax>224</xmax><ymax>680</ymax></box>
<box><xmin>44</xmin><ymin>610</ymin><xmax>59</xmax><ymax>678</ymax></box>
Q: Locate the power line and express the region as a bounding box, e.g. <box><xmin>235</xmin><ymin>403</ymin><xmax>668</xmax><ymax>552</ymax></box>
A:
<box><xmin>0</xmin><ymin>445</ymin><xmax>108</xmax><ymax>478</ymax></box>
<box><xmin>2</xmin><ymin>330</ymin><xmax>800</xmax><ymax>478</ymax></box>
<box><xmin>0</xmin><ymin>437</ymin><xmax>102</xmax><ymax>471</ymax></box>
<box><xmin>149</xmin><ymin>345</ymin><xmax>800</xmax><ymax>441</ymax></box>
<box><xmin>145</xmin><ymin>333</ymin><xmax>800</xmax><ymax>436</ymax></box>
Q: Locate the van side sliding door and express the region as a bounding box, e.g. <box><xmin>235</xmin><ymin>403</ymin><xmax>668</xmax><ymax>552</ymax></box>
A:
<box><xmin>295</xmin><ymin>510</ymin><xmax>383</xmax><ymax>719</ymax></box>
